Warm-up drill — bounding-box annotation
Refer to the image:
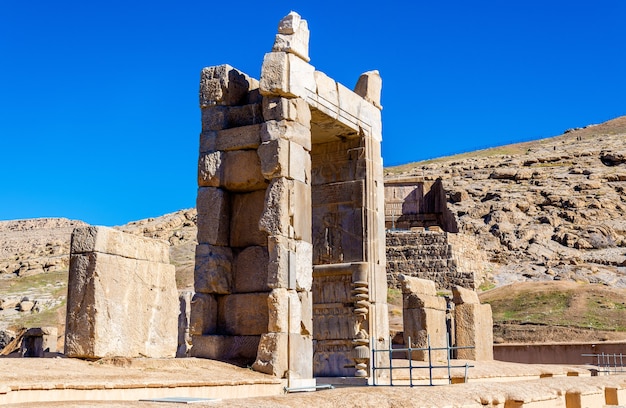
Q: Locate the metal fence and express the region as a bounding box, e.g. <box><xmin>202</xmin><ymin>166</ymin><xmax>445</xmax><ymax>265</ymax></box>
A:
<box><xmin>371</xmin><ymin>335</ymin><xmax>474</xmax><ymax>386</ymax></box>
<box><xmin>582</xmin><ymin>353</ymin><xmax>626</xmax><ymax>375</ymax></box>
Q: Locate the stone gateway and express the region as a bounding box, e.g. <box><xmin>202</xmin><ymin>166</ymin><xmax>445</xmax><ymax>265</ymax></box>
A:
<box><xmin>191</xmin><ymin>12</ymin><xmax>388</xmax><ymax>385</ymax></box>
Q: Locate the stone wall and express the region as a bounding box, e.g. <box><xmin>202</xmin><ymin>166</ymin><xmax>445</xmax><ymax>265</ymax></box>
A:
<box><xmin>386</xmin><ymin>230</ymin><xmax>476</xmax><ymax>290</ymax></box>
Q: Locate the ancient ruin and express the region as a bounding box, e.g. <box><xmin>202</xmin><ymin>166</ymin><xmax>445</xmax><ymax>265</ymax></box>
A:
<box><xmin>64</xmin><ymin>226</ymin><xmax>178</xmax><ymax>358</ymax></box>
<box><xmin>191</xmin><ymin>12</ymin><xmax>388</xmax><ymax>384</ymax></box>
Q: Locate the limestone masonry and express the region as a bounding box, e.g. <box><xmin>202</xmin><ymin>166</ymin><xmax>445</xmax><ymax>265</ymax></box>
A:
<box><xmin>64</xmin><ymin>226</ymin><xmax>178</xmax><ymax>359</ymax></box>
<box><xmin>192</xmin><ymin>11</ymin><xmax>387</xmax><ymax>385</ymax></box>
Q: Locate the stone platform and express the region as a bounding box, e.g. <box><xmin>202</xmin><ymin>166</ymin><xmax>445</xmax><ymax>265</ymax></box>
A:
<box><xmin>2</xmin><ymin>357</ymin><xmax>626</xmax><ymax>407</ymax></box>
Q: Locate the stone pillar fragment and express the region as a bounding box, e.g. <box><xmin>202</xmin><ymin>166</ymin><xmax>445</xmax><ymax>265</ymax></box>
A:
<box><xmin>452</xmin><ymin>285</ymin><xmax>494</xmax><ymax>360</ymax></box>
<box><xmin>399</xmin><ymin>275</ymin><xmax>447</xmax><ymax>362</ymax></box>
<box><xmin>65</xmin><ymin>226</ymin><xmax>178</xmax><ymax>359</ymax></box>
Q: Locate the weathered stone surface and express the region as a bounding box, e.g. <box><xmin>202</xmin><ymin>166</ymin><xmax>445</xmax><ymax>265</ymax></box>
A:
<box><xmin>455</xmin><ymin>303</ymin><xmax>494</xmax><ymax>360</ymax></box>
<box><xmin>189</xmin><ymin>293</ymin><xmax>217</xmax><ymax>336</ymax></box>
<box><xmin>196</xmin><ymin>187</ymin><xmax>230</xmax><ymax>246</ymax></box>
<box><xmin>201</xmin><ymin>104</ymin><xmax>263</xmax><ymax>132</ymax></box>
<box><xmin>252</xmin><ymin>332</ymin><xmax>288</xmax><ymax>376</ymax></box>
<box><xmin>190</xmin><ymin>334</ymin><xmax>260</xmax><ymax>364</ymax></box>
<box><xmin>20</xmin><ymin>327</ymin><xmax>57</xmax><ymax>357</ymax></box>
<box><xmin>403</xmin><ymin>307</ymin><xmax>448</xmax><ymax>362</ymax></box>
<box><xmin>267</xmin><ymin>235</ymin><xmax>312</xmax><ymax>290</ymax></box>
<box><xmin>257</xmin><ymin>138</ymin><xmax>311</xmax><ymax>183</ymax></box>
<box><xmin>259</xmin><ymin>52</ymin><xmax>315</xmax><ymax>99</ymax></box>
<box><xmin>288</xmin><ymin>333</ymin><xmax>312</xmax><ymax>379</ymax></box>
<box><xmin>198</xmin><ymin>151</ymin><xmax>223</xmax><ymax>187</ymax></box>
<box><xmin>272</xmin><ymin>12</ymin><xmax>310</xmax><ymax>62</ymax></box>
<box><xmin>262</xmin><ymin>97</ymin><xmax>311</xmax><ymax>127</ymax></box>
<box><xmin>314</xmin><ymin>339</ymin><xmax>354</xmax><ymax>377</ymax></box>
<box><xmin>230</xmin><ymin>190</ymin><xmax>268</xmax><ymax>247</ymax></box>
<box><xmin>314</xmin><ymin>71</ymin><xmax>338</xmax><ymax>110</ymax></box>
<box><xmin>177</xmin><ymin>291</ymin><xmax>192</xmax><ymax>357</ymax></box>
<box><xmin>233</xmin><ymin>246</ymin><xmax>270</xmax><ymax>293</ymax></box>
<box><xmin>261</xmin><ymin>120</ymin><xmax>311</xmax><ymax>151</ymax></box>
<box><xmin>452</xmin><ymin>285</ymin><xmax>480</xmax><ymax>305</ymax></box>
<box><xmin>222</xmin><ymin>150</ymin><xmax>266</xmax><ymax>192</ymax></box>
<box><xmin>70</xmin><ymin>226</ymin><xmax>169</xmax><ymax>264</ymax></box>
<box><xmin>398</xmin><ymin>274</ymin><xmax>437</xmax><ymax>295</ymax></box>
<box><xmin>215</xmin><ymin>123</ymin><xmax>263</xmax><ymax>152</ymax></box>
<box><xmin>260</xmin><ymin>178</ymin><xmax>312</xmax><ymax>241</ymax></box>
<box><xmin>194</xmin><ymin>244</ymin><xmax>232</xmax><ymax>294</ymax></box>
<box><xmin>353</xmin><ymin>70</ymin><xmax>382</xmax><ymax>110</ymax></box>
<box><xmin>217</xmin><ymin>293</ymin><xmax>269</xmax><ymax>336</ymax></box>
<box><xmin>65</xmin><ymin>249</ymin><xmax>177</xmax><ymax>359</ymax></box>
<box><xmin>199</xmin><ymin>64</ymin><xmax>255</xmax><ymax>107</ymax></box>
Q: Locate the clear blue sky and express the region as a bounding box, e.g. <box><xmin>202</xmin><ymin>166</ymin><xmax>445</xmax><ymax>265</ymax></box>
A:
<box><xmin>1</xmin><ymin>1</ymin><xmax>625</xmax><ymax>226</ymax></box>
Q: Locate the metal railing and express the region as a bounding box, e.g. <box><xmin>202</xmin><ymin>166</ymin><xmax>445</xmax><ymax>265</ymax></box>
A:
<box><xmin>582</xmin><ymin>353</ymin><xmax>626</xmax><ymax>375</ymax></box>
<box><xmin>371</xmin><ymin>335</ymin><xmax>474</xmax><ymax>386</ymax></box>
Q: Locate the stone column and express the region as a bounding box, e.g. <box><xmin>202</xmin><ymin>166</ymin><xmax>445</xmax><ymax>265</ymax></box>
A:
<box><xmin>452</xmin><ymin>285</ymin><xmax>494</xmax><ymax>360</ymax></box>
<box><xmin>399</xmin><ymin>275</ymin><xmax>448</xmax><ymax>362</ymax></box>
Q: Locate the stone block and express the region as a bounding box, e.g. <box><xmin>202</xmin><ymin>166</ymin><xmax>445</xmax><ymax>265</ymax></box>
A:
<box><xmin>233</xmin><ymin>246</ymin><xmax>270</xmax><ymax>293</ymax></box>
<box><xmin>267</xmin><ymin>288</ymin><xmax>291</xmax><ymax>333</ymax></box>
<box><xmin>198</xmin><ymin>151</ymin><xmax>223</xmax><ymax>187</ymax></box>
<box><xmin>222</xmin><ymin>150</ymin><xmax>266</xmax><ymax>192</ymax></box>
<box><xmin>261</xmin><ymin>119</ymin><xmax>311</xmax><ymax>151</ymax></box>
<box><xmin>289</xmin><ymin>334</ymin><xmax>313</xmax><ymax>379</ymax></box>
<box><xmin>398</xmin><ymin>274</ymin><xmax>437</xmax><ymax>295</ymax></box>
<box><xmin>199</xmin><ymin>64</ymin><xmax>253</xmax><ymax>107</ymax></box>
<box><xmin>299</xmin><ymin>290</ymin><xmax>313</xmax><ymax>336</ymax></box>
<box><xmin>267</xmin><ymin>236</ymin><xmax>312</xmax><ymax>291</ymax></box>
<box><xmin>199</xmin><ymin>130</ymin><xmax>217</xmax><ymax>153</ymax></box>
<box><xmin>403</xmin><ymin>293</ymin><xmax>446</xmax><ymax>310</ymax></box>
<box><xmin>189</xmin><ymin>292</ymin><xmax>217</xmax><ymax>335</ymax></box>
<box><xmin>177</xmin><ymin>291</ymin><xmax>192</xmax><ymax>357</ymax></box>
<box><xmin>20</xmin><ymin>327</ymin><xmax>57</xmax><ymax>357</ymax></box>
<box><xmin>230</xmin><ymin>190</ymin><xmax>268</xmax><ymax>247</ymax></box>
<box><xmin>314</xmin><ymin>339</ymin><xmax>354</xmax><ymax>377</ymax></box>
<box><xmin>194</xmin><ymin>244</ymin><xmax>232</xmax><ymax>294</ymax></box>
<box><xmin>217</xmin><ymin>293</ymin><xmax>269</xmax><ymax>336</ymax></box>
<box><xmin>252</xmin><ymin>332</ymin><xmax>288</xmax><ymax>376</ymax></box>
<box><xmin>201</xmin><ymin>103</ymin><xmax>263</xmax><ymax>132</ymax></box>
<box><xmin>403</xmin><ymin>307</ymin><xmax>447</xmax><ymax>361</ymax></box>
<box><xmin>190</xmin><ymin>334</ymin><xmax>260</xmax><ymax>365</ymax></box>
<box><xmin>452</xmin><ymin>285</ymin><xmax>480</xmax><ymax>305</ymax></box>
<box><xmin>260</xmin><ymin>52</ymin><xmax>315</xmax><ymax>100</ymax></box>
<box><xmin>273</xmin><ymin>12</ymin><xmax>310</xmax><ymax>62</ymax></box>
<box><xmin>336</xmin><ymin>82</ymin><xmax>363</xmax><ymax>125</ymax></box>
<box><xmin>455</xmin><ymin>303</ymin><xmax>493</xmax><ymax>360</ymax></box>
<box><xmin>215</xmin><ymin>123</ymin><xmax>263</xmax><ymax>151</ymax></box>
<box><xmin>257</xmin><ymin>138</ymin><xmax>311</xmax><ymax>183</ymax></box>
<box><xmin>70</xmin><ymin>226</ymin><xmax>169</xmax><ymax>264</ymax></box>
<box><xmin>65</xmin><ymin>252</ymin><xmax>178</xmax><ymax>359</ymax></box>
<box><xmin>314</xmin><ymin>71</ymin><xmax>338</xmax><ymax>111</ymax></box>
<box><xmin>196</xmin><ymin>187</ymin><xmax>230</xmax><ymax>246</ymax></box>
<box><xmin>262</xmin><ymin>97</ymin><xmax>311</xmax><ymax>127</ymax></box>
<box><xmin>260</xmin><ymin>178</ymin><xmax>312</xmax><ymax>241</ymax></box>
<box><xmin>353</xmin><ymin>70</ymin><xmax>382</xmax><ymax>110</ymax></box>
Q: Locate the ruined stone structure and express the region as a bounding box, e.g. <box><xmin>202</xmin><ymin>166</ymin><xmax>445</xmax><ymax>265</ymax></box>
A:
<box><xmin>452</xmin><ymin>285</ymin><xmax>493</xmax><ymax>360</ymax></box>
<box><xmin>191</xmin><ymin>12</ymin><xmax>388</xmax><ymax>384</ymax></box>
<box><xmin>384</xmin><ymin>178</ymin><xmax>457</xmax><ymax>232</ymax></box>
<box><xmin>386</xmin><ymin>230</ymin><xmax>478</xmax><ymax>290</ymax></box>
<box><xmin>65</xmin><ymin>226</ymin><xmax>178</xmax><ymax>359</ymax></box>
<box><xmin>20</xmin><ymin>327</ymin><xmax>57</xmax><ymax>357</ymax></box>
<box><xmin>399</xmin><ymin>275</ymin><xmax>493</xmax><ymax>362</ymax></box>
<box><xmin>399</xmin><ymin>275</ymin><xmax>448</xmax><ymax>361</ymax></box>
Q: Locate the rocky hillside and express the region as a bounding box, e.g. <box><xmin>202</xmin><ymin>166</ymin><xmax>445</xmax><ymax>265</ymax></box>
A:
<box><xmin>386</xmin><ymin>116</ymin><xmax>626</xmax><ymax>288</ymax></box>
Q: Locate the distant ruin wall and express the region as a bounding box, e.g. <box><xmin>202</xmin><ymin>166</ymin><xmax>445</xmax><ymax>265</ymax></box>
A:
<box><xmin>386</xmin><ymin>230</ymin><xmax>476</xmax><ymax>290</ymax></box>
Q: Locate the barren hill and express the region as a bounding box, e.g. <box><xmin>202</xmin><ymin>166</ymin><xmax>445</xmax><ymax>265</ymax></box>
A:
<box><xmin>387</xmin><ymin>116</ymin><xmax>626</xmax><ymax>289</ymax></box>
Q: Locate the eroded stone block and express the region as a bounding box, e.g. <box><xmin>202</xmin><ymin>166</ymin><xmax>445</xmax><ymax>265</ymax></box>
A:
<box><xmin>230</xmin><ymin>190</ymin><xmax>268</xmax><ymax>247</ymax></box>
<box><xmin>260</xmin><ymin>178</ymin><xmax>311</xmax><ymax>241</ymax></box>
<box><xmin>452</xmin><ymin>285</ymin><xmax>480</xmax><ymax>305</ymax></box>
<box><xmin>65</xmin><ymin>249</ymin><xmax>177</xmax><ymax>359</ymax></box>
<box><xmin>314</xmin><ymin>340</ymin><xmax>354</xmax><ymax>377</ymax></box>
<box><xmin>262</xmin><ymin>97</ymin><xmax>311</xmax><ymax>127</ymax></box>
<box><xmin>189</xmin><ymin>293</ymin><xmax>217</xmax><ymax>335</ymax></box>
<box><xmin>191</xmin><ymin>334</ymin><xmax>260</xmax><ymax>364</ymax></box>
<box><xmin>267</xmin><ymin>235</ymin><xmax>312</xmax><ymax>290</ymax></box>
<box><xmin>70</xmin><ymin>226</ymin><xmax>169</xmax><ymax>264</ymax></box>
<box><xmin>455</xmin><ymin>303</ymin><xmax>494</xmax><ymax>360</ymax></box>
<box><xmin>261</xmin><ymin>119</ymin><xmax>311</xmax><ymax>151</ymax></box>
<box><xmin>289</xmin><ymin>334</ymin><xmax>312</xmax><ymax>379</ymax></box>
<box><xmin>196</xmin><ymin>187</ymin><xmax>230</xmax><ymax>245</ymax></box>
<box><xmin>257</xmin><ymin>138</ymin><xmax>311</xmax><ymax>183</ymax></box>
<box><xmin>218</xmin><ymin>293</ymin><xmax>269</xmax><ymax>336</ymax></box>
<box><xmin>260</xmin><ymin>52</ymin><xmax>315</xmax><ymax>100</ymax></box>
<box><xmin>200</xmin><ymin>65</ymin><xmax>254</xmax><ymax>107</ymax></box>
<box><xmin>314</xmin><ymin>71</ymin><xmax>338</xmax><ymax>111</ymax></box>
<box><xmin>222</xmin><ymin>150</ymin><xmax>266</xmax><ymax>192</ymax></box>
<box><xmin>194</xmin><ymin>244</ymin><xmax>232</xmax><ymax>294</ymax></box>
<box><xmin>353</xmin><ymin>70</ymin><xmax>382</xmax><ymax>110</ymax></box>
<box><xmin>403</xmin><ymin>307</ymin><xmax>447</xmax><ymax>361</ymax></box>
<box><xmin>252</xmin><ymin>332</ymin><xmax>288</xmax><ymax>376</ymax></box>
<box><xmin>198</xmin><ymin>151</ymin><xmax>223</xmax><ymax>187</ymax></box>
<box><xmin>273</xmin><ymin>16</ymin><xmax>310</xmax><ymax>62</ymax></box>
<box><xmin>215</xmin><ymin>123</ymin><xmax>263</xmax><ymax>152</ymax></box>
<box><xmin>233</xmin><ymin>246</ymin><xmax>270</xmax><ymax>293</ymax></box>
